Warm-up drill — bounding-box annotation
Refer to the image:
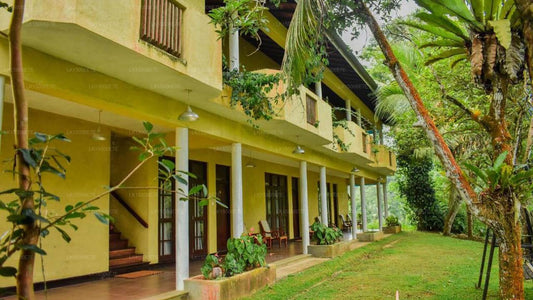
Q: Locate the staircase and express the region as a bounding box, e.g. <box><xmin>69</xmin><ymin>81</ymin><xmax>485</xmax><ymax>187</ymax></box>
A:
<box><xmin>109</xmin><ymin>228</ymin><xmax>149</xmax><ymax>274</ymax></box>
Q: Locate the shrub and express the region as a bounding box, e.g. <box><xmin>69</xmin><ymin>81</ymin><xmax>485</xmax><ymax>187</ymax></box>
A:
<box><xmin>385</xmin><ymin>215</ymin><xmax>400</xmax><ymax>227</ymax></box>
<box><xmin>310</xmin><ymin>221</ymin><xmax>343</xmax><ymax>245</ymax></box>
<box><xmin>201</xmin><ymin>233</ymin><xmax>267</xmax><ymax>279</ymax></box>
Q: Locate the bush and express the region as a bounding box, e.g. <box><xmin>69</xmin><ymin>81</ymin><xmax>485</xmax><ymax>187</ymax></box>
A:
<box><xmin>385</xmin><ymin>215</ymin><xmax>400</xmax><ymax>227</ymax></box>
<box><xmin>201</xmin><ymin>233</ymin><xmax>267</xmax><ymax>279</ymax></box>
<box><xmin>310</xmin><ymin>221</ymin><xmax>343</xmax><ymax>245</ymax></box>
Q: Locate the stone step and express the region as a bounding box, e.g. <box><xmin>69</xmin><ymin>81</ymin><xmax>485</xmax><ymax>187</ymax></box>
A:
<box><xmin>110</xmin><ymin>247</ymin><xmax>136</xmax><ymax>259</ymax></box>
<box><xmin>109</xmin><ymin>232</ymin><xmax>122</xmax><ymax>241</ymax></box>
<box><xmin>109</xmin><ymin>254</ymin><xmax>144</xmax><ymax>267</ymax></box>
<box><xmin>109</xmin><ymin>239</ymin><xmax>129</xmax><ymax>251</ymax></box>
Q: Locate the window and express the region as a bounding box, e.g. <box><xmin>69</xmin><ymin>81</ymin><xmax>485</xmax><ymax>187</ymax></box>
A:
<box><xmin>306</xmin><ymin>95</ymin><xmax>317</xmax><ymax>125</ymax></box>
<box><xmin>140</xmin><ymin>0</ymin><xmax>183</xmax><ymax>57</ymax></box>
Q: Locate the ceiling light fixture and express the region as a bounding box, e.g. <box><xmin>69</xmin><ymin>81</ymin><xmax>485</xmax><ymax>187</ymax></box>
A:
<box><xmin>92</xmin><ymin>110</ymin><xmax>106</xmax><ymax>141</ymax></box>
<box><xmin>351</xmin><ymin>167</ymin><xmax>359</xmax><ymax>174</ymax></box>
<box><xmin>178</xmin><ymin>89</ymin><xmax>199</xmax><ymax>122</ymax></box>
<box><xmin>293</xmin><ymin>135</ymin><xmax>305</xmax><ymax>154</ymax></box>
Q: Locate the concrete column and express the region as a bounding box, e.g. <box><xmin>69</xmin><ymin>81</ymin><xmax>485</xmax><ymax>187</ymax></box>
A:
<box><xmin>231</xmin><ymin>143</ymin><xmax>244</xmax><ymax>237</ymax></box>
<box><xmin>300</xmin><ymin>161</ymin><xmax>310</xmax><ymax>254</ymax></box>
<box><xmin>349</xmin><ymin>174</ymin><xmax>357</xmax><ymax>239</ymax></box>
<box><xmin>229</xmin><ymin>18</ymin><xmax>239</xmax><ymax>71</ymax></box>
<box><xmin>319</xmin><ymin>166</ymin><xmax>328</xmax><ymax>225</ymax></box>
<box><xmin>315</xmin><ymin>81</ymin><xmax>322</xmax><ymax>99</ymax></box>
<box><xmin>346</xmin><ymin>100</ymin><xmax>352</xmax><ymax>122</ymax></box>
<box><xmin>383</xmin><ymin>177</ymin><xmax>389</xmax><ymax>218</ymax></box>
<box><xmin>0</xmin><ymin>77</ymin><xmax>5</xmax><ymax>147</ymax></box>
<box><xmin>377</xmin><ymin>181</ymin><xmax>383</xmax><ymax>231</ymax></box>
<box><xmin>356</xmin><ymin>108</ymin><xmax>362</xmax><ymax>127</ymax></box>
<box><xmin>372</xmin><ymin>126</ymin><xmax>377</xmax><ymax>142</ymax></box>
<box><xmin>360</xmin><ymin>177</ymin><xmax>367</xmax><ymax>231</ymax></box>
<box><xmin>380</xmin><ymin>129</ymin><xmax>385</xmax><ymax>145</ymax></box>
<box><xmin>175</xmin><ymin>128</ymin><xmax>189</xmax><ymax>290</ymax></box>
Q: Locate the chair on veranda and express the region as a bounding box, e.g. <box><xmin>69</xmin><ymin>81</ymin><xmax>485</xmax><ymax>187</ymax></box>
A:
<box><xmin>259</xmin><ymin>220</ymin><xmax>288</xmax><ymax>249</ymax></box>
<box><xmin>339</xmin><ymin>215</ymin><xmax>352</xmax><ymax>232</ymax></box>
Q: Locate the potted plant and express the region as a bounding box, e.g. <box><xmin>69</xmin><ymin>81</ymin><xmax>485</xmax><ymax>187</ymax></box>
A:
<box><xmin>184</xmin><ymin>233</ymin><xmax>276</xmax><ymax>300</ymax></box>
<box><xmin>308</xmin><ymin>221</ymin><xmax>353</xmax><ymax>258</ymax></box>
<box><xmin>383</xmin><ymin>215</ymin><xmax>402</xmax><ymax>234</ymax></box>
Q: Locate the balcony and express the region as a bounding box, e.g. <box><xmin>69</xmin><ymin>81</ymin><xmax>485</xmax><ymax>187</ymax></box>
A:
<box><xmin>325</xmin><ymin>121</ymin><xmax>373</xmax><ymax>164</ymax></box>
<box><xmin>212</xmin><ymin>69</ymin><xmax>333</xmax><ymax>146</ymax></box>
<box><xmin>0</xmin><ymin>0</ymin><xmax>222</xmax><ymax>101</ymax></box>
<box><xmin>369</xmin><ymin>145</ymin><xmax>397</xmax><ymax>175</ymax></box>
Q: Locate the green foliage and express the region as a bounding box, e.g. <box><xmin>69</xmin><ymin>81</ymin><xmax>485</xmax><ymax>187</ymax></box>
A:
<box><xmin>331</xmin><ymin>108</ymin><xmax>355</xmax><ymax>152</ymax></box>
<box><xmin>385</xmin><ymin>215</ymin><xmax>400</xmax><ymax>227</ymax></box>
<box><xmin>397</xmin><ymin>155</ymin><xmax>444</xmax><ymax>231</ymax></box>
<box><xmin>310</xmin><ymin>221</ymin><xmax>342</xmax><ymax>245</ymax></box>
<box><xmin>208</xmin><ymin>0</ymin><xmax>280</xmax><ymax>41</ymax></box>
<box><xmin>223</xmin><ymin>66</ymin><xmax>285</xmax><ymax>123</ymax></box>
<box><xmin>201</xmin><ymin>233</ymin><xmax>267</xmax><ymax>279</ymax></box>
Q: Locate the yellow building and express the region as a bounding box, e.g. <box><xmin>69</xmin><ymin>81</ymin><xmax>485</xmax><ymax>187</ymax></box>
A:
<box><xmin>0</xmin><ymin>0</ymin><xmax>395</xmax><ymax>291</ymax></box>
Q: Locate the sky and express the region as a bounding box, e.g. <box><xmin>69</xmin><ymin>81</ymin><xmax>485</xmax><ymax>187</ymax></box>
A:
<box><xmin>342</xmin><ymin>1</ymin><xmax>419</xmax><ymax>54</ymax></box>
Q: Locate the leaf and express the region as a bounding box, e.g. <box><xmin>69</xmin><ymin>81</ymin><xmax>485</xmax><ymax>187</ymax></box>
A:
<box><xmin>400</xmin><ymin>21</ymin><xmax>464</xmax><ymax>42</ymax></box>
<box><xmin>198</xmin><ymin>199</ymin><xmax>209</xmax><ymax>207</ymax></box>
<box><xmin>40</xmin><ymin>228</ymin><xmax>49</xmax><ymax>238</ymax></box>
<box><xmin>50</xmin><ymin>133</ymin><xmax>70</xmax><ymax>142</ymax></box>
<box><xmin>40</xmin><ymin>165</ymin><xmax>66</xmax><ymax>179</ymax></box>
<box><xmin>189</xmin><ymin>185</ymin><xmax>204</xmax><ymax>196</ymax></box>
<box><xmin>159</xmin><ymin>159</ymin><xmax>175</xmax><ymax>173</ymax></box>
<box><xmin>425</xmin><ymin>48</ymin><xmax>467</xmax><ymax>65</ymax></box>
<box><xmin>94</xmin><ymin>212</ymin><xmax>113</xmax><ymax>224</ymax></box>
<box><xmin>450</xmin><ymin>54</ymin><xmax>468</xmax><ymax>68</ymax></box>
<box><xmin>54</xmin><ymin>226</ymin><xmax>71</xmax><ymax>243</ymax></box>
<box><xmin>0</xmin><ymin>267</ymin><xmax>17</xmax><ymax>277</ymax></box>
<box><xmin>143</xmin><ymin>122</ymin><xmax>153</xmax><ymax>133</ymax></box>
<box><xmin>505</xmin><ymin>34</ymin><xmax>525</xmax><ymax>81</ymax></box>
<box><xmin>415</xmin><ymin>0</ymin><xmax>483</xmax><ymax>30</ymax></box>
<box><xmin>464</xmin><ymin>163</ymin><xmax>488</xmax><ymax>184</ymax></box>
<box><xmin>415</xmin><ymin>12</ymin><xmax>469</xmax><ymax>41</ymax></box>
<box><xmin>65</xmin><ymin>205</ymin><xmax>73</xmax><ymax>212</ymax></box>
<box><xmin>493</xmin><ymin>151</ymin><xmax>508</xmax><ymax>171</ymax></box>
<box><xmin>17</xmin><ymin>244</ymin><xmax>46</xmax><ymax>255</ymax></box>
<box><xmin>489</xmin><ymin>19</ymin><xmax>511</xmax><ymax>49</ymax></box>
<box><xmin>419</xmin><ymin>39</ymin><xmax>464</xmax><ymax>49</ymax></box>
<box><xmin>34</xmin><ymin>132</ymin><xmax>48</xmax><ymax>142</ymax></box>
<box><xmin>17</xmin><ymin>149</ymin><xmax>37</xmax><ymax>168</ymax></box>
<box><xmin>471</xmin><ymin>37</ymin><xmax>483</xmax><ymax>76</ymax></box>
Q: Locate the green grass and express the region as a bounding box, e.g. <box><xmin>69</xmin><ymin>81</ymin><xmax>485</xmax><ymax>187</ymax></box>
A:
<box><xmin>247</xmin><ymin>231</ymin><xmax>533</xmax><ymax>299</ymax></box>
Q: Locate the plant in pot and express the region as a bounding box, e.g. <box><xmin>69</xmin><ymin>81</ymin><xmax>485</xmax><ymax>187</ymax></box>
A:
<box><xmin>310</xmin><ymin>221</ymin><xmax>343</xmax><ymax>245</ymax></box>
<box><xmin>383</xmin><ymin>215</ymin><xmax>401</xmax><ymax>234</ymax></box>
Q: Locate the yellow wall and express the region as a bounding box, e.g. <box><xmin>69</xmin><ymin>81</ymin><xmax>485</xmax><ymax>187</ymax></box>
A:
<box><xmin>0</xmin><ymin>105</ymin><xmax>110</xmax><ymax>286</ymax></box>
<box><xmin>109</xmin><ymin>135</ymin><xmax>159</xmax><ymax>264</ymax></box>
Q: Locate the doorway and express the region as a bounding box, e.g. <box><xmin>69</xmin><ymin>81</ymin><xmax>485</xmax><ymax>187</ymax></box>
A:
<box><xmin>216</xmin><ymin>165</ymin><xmax>231</xmax><ymax>252</ymax></box>
<box><xmin>332</xmin><ymin>184</ymin><xmax>339</xmax><ymax>227</ymax></box>
<box><xmin>158</xmin><ymin>157</ymin><xmax>175</xmax><ymax>263</ymax></box>
<box><xmin>189</xmin><ymin>160</ymin><xmax>208</xmax><ymax>259</ymax></box>
<box><xmin>265</xmin><ymin>173</ymin><xmax>289</xmax><ymax>234</ymax></box>
<box><xmin>291</xmin><ymin>177</ymin><xmax>301</xmax><ymax>239</ymax></box>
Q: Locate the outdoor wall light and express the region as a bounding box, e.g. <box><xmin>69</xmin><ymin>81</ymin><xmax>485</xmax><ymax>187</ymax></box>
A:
<box><xmin>178</xmin><ymin>89</ymin><xmax>199</xmax><ymax>122</ymax></box>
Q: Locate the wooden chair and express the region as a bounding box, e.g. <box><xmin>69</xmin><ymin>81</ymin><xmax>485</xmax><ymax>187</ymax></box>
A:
<box><xmin>259</xmin><ymin>220</ymin><xmax>288</xmax><ymax>248</ymax></box>
<box><xmin>339</xmin><ymin>215</ymin><xmax>352</xmax><ymax>232</ymax></box>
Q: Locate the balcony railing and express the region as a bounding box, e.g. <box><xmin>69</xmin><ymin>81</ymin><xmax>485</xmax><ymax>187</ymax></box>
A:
<box><xmin>141</xmin><ymin>0</ymin><xmax>183</xmax><ymax>57</ymax></box>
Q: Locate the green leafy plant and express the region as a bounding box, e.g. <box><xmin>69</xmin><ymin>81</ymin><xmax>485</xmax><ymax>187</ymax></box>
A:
<box><xmin>385</xmin><ymin>215</ymin><xmax>400</xmax><ymax>227</ymax></box>
<box><xmin>223</xmin><ymin>66</ymin><xmax>285</xmax><ymax>123</ymax></box>
<box><xmin>310</xmin><ymin>221</ymin><xmax>342</xmax><ymax>245</ymax></box>
<box><xmin>201</xmin><ymin>254</ymin><xmax>223</xmax><ymax>279</ymax></box>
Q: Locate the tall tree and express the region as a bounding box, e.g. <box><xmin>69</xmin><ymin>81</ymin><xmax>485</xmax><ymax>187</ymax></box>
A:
<box><xmin>283</xmin><ymin>0</ymin><xmax>533</xmax><ymax>298</ymax></box>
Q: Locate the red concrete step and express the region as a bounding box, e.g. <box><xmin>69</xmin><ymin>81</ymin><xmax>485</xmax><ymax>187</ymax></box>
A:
<box><xmin>110</xmin><ymin>239</ymin><xmax>129</xmax><ymax>251</ymax></box>
<box><xmin>110</xmin><ymin>247</ymin><xmax>136</xmax><ymax>259</ymax></box>
<box><xmin>109</xmin><ymin>254</ymin><xmax>143</xmax><ymax>267</ymax></box>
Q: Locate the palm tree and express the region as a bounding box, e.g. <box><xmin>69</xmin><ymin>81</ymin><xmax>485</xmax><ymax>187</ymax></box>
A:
<box><xmin>282</xmin><ymin>0</ymin><xmax>532</xmax><ymax>298</ymax></box>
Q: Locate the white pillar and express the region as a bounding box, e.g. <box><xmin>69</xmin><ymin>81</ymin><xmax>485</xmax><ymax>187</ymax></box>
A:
<box><xmin>320</xmin><ymin>166</ymin><xmax>328</xmax><ymax>225</ymax></box>
<box><xmin>349</xmin><ymin>174</ymin><xmax>357</xmax><ymax>239</ymax></box>
<box><xmin>300</xmin><ymin>161</ymin><xmax>310</xmax><ymax>254</ymax></box>
<box><xmin>377</xmin><ymin>181</ymin><xmax>383</xmax><ymax>231</ymax></box>
<box><xmin>383</xmin><ymin>177</ymin><xmax>388</xmax><ymax>218</ymax></box>
<box><xmin>229</xmin><ymin>18</ymin><xmax>239</xmax><ymax>71</ymax></box>
<box><xmin>231</xmin><ymin>143</ymin><xmax>244</xmax><ymax>237</ymax></box>
<box><xmin>379</xmin><ymin>129</ymin><xmax>385</xmax><ymax>145</ymax></box>
<box><xmin>356</xmin><ymin>108</ymin><xmax>362</xmax><ymax>127</ymax></box>
<box><xmin>346</xmin><ymin>100</ymin><xmax>352</xmax><ymax>122</ymax></box>
<box><xmin>175</xmin><ymin>128</ymin><xmax>189</xmax><ymax>290</ymax></box>
<box><xmin>360</xmin><ymin>177</ymin><xmax>367</xmax><ymax>232</ymax></box>
<box><xmin>315</xmin><ymin>81</ymin><xmax>322</xmax><ymax>99</ymax></box>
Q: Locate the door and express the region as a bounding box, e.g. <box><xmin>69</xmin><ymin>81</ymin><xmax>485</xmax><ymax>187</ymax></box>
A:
<box><xmin>332</xmin><ymin>184</ymin><xmax>339</xmax><ymax>227</ymax></box>
<box><xmin>265</xmin><ymin>173</ymin><xmax>289</xmax><ymax>234</ymax></box>
<box><xmin>189</xmin><ymin>160</ymin><xmax>208</xmax><ymax>259</ymax></box>
<box><xmin>216</xmin><ymin>165</ymin><xmax>231</xmax><ymax>252</ymax></box>
<box><xmin>158</xmin><ymin>157</ymin><xmax>175</xmax><ymax>263</ymax></box>
<box><xmin>291</xmin><ymin>177</ymin><xmax>301</xmax><ymax>239</ymax></box>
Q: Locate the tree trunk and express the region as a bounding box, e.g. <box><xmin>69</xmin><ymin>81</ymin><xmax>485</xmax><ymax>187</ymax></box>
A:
<box><xmin>443</xmin><ymin>186</ymin><xmax>461</xmax><ymax>236</ymax></box>
<box><xmin>466</xmin><ymin>206</ymin><xmax>473</xmax><ymax>239</ymax></box>
<box><xmin>515</xmin><ymin>0</ymin><xmax>533</xmax><ymax>86</ymax></box>
<box><xmin>9</xmin><ymin>1</ymin><xmax>37</xmax><ymax>299</ymax></box>
<box><xmin>522</xmin><ymin>103</ymin><xmax>533</xmax><ymax>164</ymax></box>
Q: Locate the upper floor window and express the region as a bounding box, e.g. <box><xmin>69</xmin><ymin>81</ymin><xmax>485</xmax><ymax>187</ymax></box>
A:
<box><xmin>306</xmin><ymin>95</ymin><xmax>317</xmax><ymax>125</ymax></box>
<box><xmin>140</xmin><ymin>0</ymin><xmax>183</xmax><ymax>57</ymax></box>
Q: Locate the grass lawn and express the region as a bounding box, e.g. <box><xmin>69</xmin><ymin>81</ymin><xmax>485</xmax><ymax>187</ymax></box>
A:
<box><xmin>247</xmin><ymin>231</ymin><xmax>533</xmax><ymax>299</ymax></box>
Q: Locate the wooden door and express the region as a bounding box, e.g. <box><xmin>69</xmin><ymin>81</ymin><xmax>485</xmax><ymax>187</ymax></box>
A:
<box><xmin>332</xmin><ymin>184</ymin><xmax>339</xmax><ymax>227</ymax></box>
<box><xmin>265</xmin><ymin>173</ymin><xmax>289</xmax><ymax>234</ymax></box>
<box><xmin>292</xmin><ymin>177</ymin><xmax>301</xmax><ymax>239</ymax></box>
<box><xmin>189</xmin><ymin>160</ymin><xmax>208</xmax><ymax>259</ymax></box>
<box><xmin>158</xmin><ymin>157</ymin><xmax>175</xmax><ymax>262</ymax></box>
<box><xmin>216</xmin><ymin>165</ymin><xmax>231</xmax><ymax>252</ymax></box>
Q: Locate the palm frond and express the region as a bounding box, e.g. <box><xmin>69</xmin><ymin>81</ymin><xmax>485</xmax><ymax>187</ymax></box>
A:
<box><xmin>415</xmin><ymin>12</ymin><xmax>469</xmax><ymax>41</ymax></box>
<box><xmin>282</xmin><ymin>0</ymin><xmax>328</xmax><ymax>94</ymax></box>
<box><xmin>400</xmin><ymin>21</ymin><xmax>465</xmax><ymax>43</ymax></box>
<box><xmin>425</xmin><ymin>48</ymin><xmax>468</xmax><ymax>65</ymax></box>
<box><xmin>415</xmin><ymin>0</ymin><xmax>484</xmax><ymax>30</ymax></box>
<box><xmin>374</xmin><ymin>84</ymin><xmax>414</xmax><ymax>124</ymax></box>
<box><xmin>419</xmin><ymin>39</ymin><xmax>465</xmax><ymax>49</ymax></box>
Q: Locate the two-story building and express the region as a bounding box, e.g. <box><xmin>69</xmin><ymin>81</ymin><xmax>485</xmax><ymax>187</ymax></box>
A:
<box><xmin>0</xmin><ymin>0</ymin><xmax>395</xmax><ymax>291</ymax></box>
